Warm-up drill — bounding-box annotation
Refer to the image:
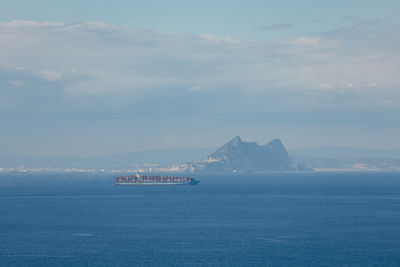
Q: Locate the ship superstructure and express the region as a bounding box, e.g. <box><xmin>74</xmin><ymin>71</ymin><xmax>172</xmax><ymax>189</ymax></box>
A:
<box><xmin>115</xmin><ymin>172</ymin><xmax>199</xmax><ymax>185</ymax></box>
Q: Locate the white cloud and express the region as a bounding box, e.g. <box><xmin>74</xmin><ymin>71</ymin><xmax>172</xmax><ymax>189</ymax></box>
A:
<box><xmin>188</xmin><ymin>86</ymin><xmax>202</xmax><ymax>92</ymax></box>
<box><xmin>39</xmin><ymin>70</ymin><xmax>63</xmax><ymax>81</ymax></box>
<box><xmin>0</xmin><ymin>20</ymin><xmax>64</xmax><ymax>28</ymax></box>
<box><xmin>290</xmin><ymin>36</ymin><xmax>322</xmax><ymax>46</ymax></box>
<box><xmin>68</xmin><ymin>68</ymin><xmax>78</xmax><ymax>74</ymax></box>
<box><xmin>9</xmin><ymin>80</ymin><xmax>24</xmax><ymax>87</ymax></box>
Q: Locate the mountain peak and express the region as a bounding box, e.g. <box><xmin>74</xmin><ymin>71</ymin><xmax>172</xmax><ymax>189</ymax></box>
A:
<box><xmin>227</xmin><ymin>136</ymin><xmax>242</xmax><ymax>145</ymax></box>
<box><xmin>265</xmin><ymin>138</ymin><xmax>284</xmax><ymax>148</ymax></box>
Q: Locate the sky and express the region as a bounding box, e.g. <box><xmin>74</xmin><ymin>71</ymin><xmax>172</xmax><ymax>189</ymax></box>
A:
<box><xmin>1</xmin><ymin>0</ymin><xmax>400</xmax><ymax>156</ymax></box>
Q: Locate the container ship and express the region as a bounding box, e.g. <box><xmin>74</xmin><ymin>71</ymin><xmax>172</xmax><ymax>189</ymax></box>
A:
<box><xmin>115</xmin><ymin>172</ymin><xmax>199</xmax><ymax>186</ymax></box>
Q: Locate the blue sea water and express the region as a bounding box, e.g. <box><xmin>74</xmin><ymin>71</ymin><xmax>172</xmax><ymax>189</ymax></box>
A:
<box><xmin>1</xmin><ymin>172</ymin><xmax>400</xmax><ymax>266</ymax></box>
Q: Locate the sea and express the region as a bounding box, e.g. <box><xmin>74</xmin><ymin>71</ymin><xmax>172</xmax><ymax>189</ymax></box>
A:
<box><xmin>1</xmin><ymin>172</ymin><xmax>400</xmax><ymax>266</ymax></box>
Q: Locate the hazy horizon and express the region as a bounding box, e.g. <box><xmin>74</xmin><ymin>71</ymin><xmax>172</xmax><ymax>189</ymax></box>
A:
<box><xmin>1</xmin><ymin>139</ymin><xmax>400</xmax><ymax>158</ymax></box>
<box><xmin>1</xmin><ymin>1</ymin><xmax>400</xmax><ymax>157</ymax></box>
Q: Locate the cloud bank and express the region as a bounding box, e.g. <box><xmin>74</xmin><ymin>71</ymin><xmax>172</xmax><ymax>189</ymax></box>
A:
<box><xmin>0</xmin><ymin>20</ymin><xmax>399</xmax><ymax>155</ymax></box>
<box><xmin>1</xmin><ymin>20</ymin><xmax>398</xmax><ymax>102</ymax></box>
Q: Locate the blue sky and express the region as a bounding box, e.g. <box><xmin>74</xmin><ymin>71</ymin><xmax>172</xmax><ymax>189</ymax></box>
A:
<box><xmin>2</xmin><ymin>0</ymin><xmax>400</xmax><ymax>40</ymax></box>
<box><xmin>1</xmin><ymin>1</ymin><xmax>399</xmax><ymax>156</ymax></box>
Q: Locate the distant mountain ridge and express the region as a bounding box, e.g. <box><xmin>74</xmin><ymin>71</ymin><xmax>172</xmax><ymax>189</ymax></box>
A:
<box><xmin>0</xmin><ymin>147</ymin><xmax>217</xmax><ymax>170</ymax></box>
<box><xmin>289</xmin><ymin>146</ymin><xmax>400</xmax><ymax>159</ymax></box>
<box><xmin>289</xmin><ymin>146</ymin><xmax>400</xmax><ymax>171</ymax></box>
<box><xmin>172</xmin><ymin>136</ymin><xmax>293</xmax><ymax>172</ymax></box>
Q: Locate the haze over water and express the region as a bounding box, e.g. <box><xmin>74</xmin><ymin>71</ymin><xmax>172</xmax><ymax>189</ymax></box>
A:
<box><xmin>1</xmin><ymin>172</ymin><xmax>400</xmax><ymax>266</ymax></box>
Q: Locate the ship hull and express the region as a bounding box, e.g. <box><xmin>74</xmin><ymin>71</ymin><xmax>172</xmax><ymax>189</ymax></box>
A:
<box><xmin>115</xmin><ymin>181</ymin><xmax>197</xmax><ymax>186</ymax></box>
<box><xmin>115</xmin><ymin>174</ymin><xmax>199</xmax><ymax>186</ymax></box>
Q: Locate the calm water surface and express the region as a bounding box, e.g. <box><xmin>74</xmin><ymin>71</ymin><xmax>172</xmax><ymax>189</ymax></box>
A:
<box><xmin>1</xmin><ymin>172</ymin><xmax>400</xmax><ymax>266</ymax></box>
